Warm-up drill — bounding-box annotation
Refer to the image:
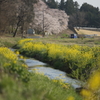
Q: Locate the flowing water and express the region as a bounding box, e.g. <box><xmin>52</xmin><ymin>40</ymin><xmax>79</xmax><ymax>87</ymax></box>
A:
<box><xmin>10</xmin><ymin>48</ymin><xmax>82</xmax><ymax>89</ymax></box>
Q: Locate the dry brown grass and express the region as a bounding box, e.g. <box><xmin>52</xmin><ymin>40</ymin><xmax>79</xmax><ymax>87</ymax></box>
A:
<box><xmin>75</xmin><ymin>29</ymin><xmax>100</xmax><ymax>36</ymax></box>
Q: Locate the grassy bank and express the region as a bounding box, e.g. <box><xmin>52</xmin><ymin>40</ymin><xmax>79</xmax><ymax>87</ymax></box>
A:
<box><xmin>30</xmin><ymin>34</ymin><xmax>100</xmax><ymax>46</ymax></box>
<box><xmin>0</xmin><ymin>37</ymin><xmax>83</xmax><ymax>100</ymax></box>
<box><xmin>16</xmin><ymin>38</ymin><xmax>100</xmax><ymax>81</ymax></box>
<box><xmin>0</xmin><ymin>36</ymin><xmax>100</xmax><ymax>100</ymax></box>
<box><xmin>0</xmin><ymin>36</ymin><xmax>21</xmax><ymax>47</ymax></box>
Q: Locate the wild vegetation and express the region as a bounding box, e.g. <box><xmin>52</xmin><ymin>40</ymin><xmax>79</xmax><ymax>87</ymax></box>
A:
<box><xmin>15</xmin><ymin>37</ymin><xmax>100</xmax><ymax>100</ymax></box>
<box><xmin>0</xmin><ymin>37</ymin><xmax>83</xmax><ymax>100</ymax></box>
<box><xmin>0</xmin><ymin>0</ymin><xmax>100</xmax><ymax>99</ymax></box>
<box><xmin>81</xmin><ymin>69</ymin><xmax>100</xmax><ymax>100</ymax></box>
<box><xmin>16</xmin><ymin>38</ymin><xmax>100</xmax><ymax>81</ymax></box>
<box><xmin>0</xmin><ymin>35</ymin><xmax>100</xmax><ymax>100</ymax></box>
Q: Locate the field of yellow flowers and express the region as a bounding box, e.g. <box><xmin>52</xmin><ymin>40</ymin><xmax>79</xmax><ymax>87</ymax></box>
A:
<box><xmin>0</xmin><ymin>47</ymin><xmax>30</xmax><ymax>82</ymax></box>
<box><xmin>17</xmin><ymin>39</ymin><xmax>100</xmax><ymax>81</ymax></box>
<box><xmin>16</xmin><ymin>38</ymin><xmax>100</xmax><ymax>100</ymax></box>
<box><xmin>0</xmin><ymin>37</ymin><xmax>100</xmax><ymax>100</ymax></box>
<box><xmin>80</xmin><ymin>69</ymin><xmax>100</xmax><ymax>100</ymax></box>
<box><xmin>0</xmin><ymin>39</ymin><xmax>83</xmax><ymax>100</ymax></box>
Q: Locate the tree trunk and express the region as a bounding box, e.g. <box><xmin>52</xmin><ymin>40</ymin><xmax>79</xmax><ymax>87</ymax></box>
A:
<box><xmin>11</xmin><ymin>25</ymin><xmax>14</xmax><ymax>33</ymax></box>
<box><xmin>13</xmin><ymin>20</ymin><xmax>20</xmax><ymax>37</ymax></box>
<box><xmin>21</xmin><ymin>26</ymin><xmax>24</xmax><ymax>37</ymax></box>
<box><xmin>13</xmin><ymin>25</ymin><xmax>19</xmax><ymax>37</ymax></box>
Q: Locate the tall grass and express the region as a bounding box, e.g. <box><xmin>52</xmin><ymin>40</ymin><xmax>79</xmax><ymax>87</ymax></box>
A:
<box><xmin>0</xmin><ymin>37</ymin><xmax>21</xmax><ymax>47</ymax></box>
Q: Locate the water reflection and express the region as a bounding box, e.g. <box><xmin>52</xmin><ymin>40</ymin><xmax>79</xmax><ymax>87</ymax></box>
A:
<box><xmin>25</xmin><ymin>59</ymin><xmax>46</xmax><ymax>67</ymax></box>
<box><xmin>26</xmin><ymin>58</ymin><xmax>82</xmax><ymax>89</ymax></box>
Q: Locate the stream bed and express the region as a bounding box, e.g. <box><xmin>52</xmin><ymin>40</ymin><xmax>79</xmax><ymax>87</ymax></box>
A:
<box><xmin>11</xmin><ymin>48</ymin><xmax>83</xmax><ymax>89</ymax></box>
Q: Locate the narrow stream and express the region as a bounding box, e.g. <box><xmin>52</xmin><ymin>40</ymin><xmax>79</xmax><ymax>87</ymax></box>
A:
<box><xmin>10</xmin><ymin>48</ymin><xmax>83</xmax><ymax>89</ymax></box>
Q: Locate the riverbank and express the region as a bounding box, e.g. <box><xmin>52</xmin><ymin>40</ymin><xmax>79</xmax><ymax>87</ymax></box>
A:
<box><xmin>0</xmin><ymin>37</ymin><xmax>83</xmax><ymax>100</ymax></box>
<box><xmin>15</xmin><ymin>38</ymin><xmax>100</xmax><ymax>100</ymax></box>
<box><xmin>16</xmin><ymin>38</ymin><xmax>100</xmax><ymax>81</ymax></box>
<box><xmin>0</xmin><ymin>36</ymin><xmax>100</xmax><ymax>100</ymax></box>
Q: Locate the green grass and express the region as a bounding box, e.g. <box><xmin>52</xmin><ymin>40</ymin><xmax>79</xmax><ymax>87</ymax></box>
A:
<box><xmin>0</xmin><ymin>35</ymin><xmax>21</xmax><ymax>47</ymax></box>
<box><xmin>31</xmin><ymin>35</ymin><xmax>100</xmax><ymax>47</ymax></box>
<box><xmin>1</xmin><ymin>32</ymin><xmax>100</xmax><ymax>47</ymax></box>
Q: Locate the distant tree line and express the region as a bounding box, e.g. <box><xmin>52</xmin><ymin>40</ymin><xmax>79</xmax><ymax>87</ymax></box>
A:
<box><xmin>0</xmin><ymin>0</ymin><xmax>37</xmax><ymax>37</ymax></box>
<box><xmin>44</xmin><ymin>0</ymin><xmax>100</xmax><ymax>28</ymax></box>
<box><xmin>0</xmin><ymin>0</ymin><xmax>100</xmax><ymax>37</ymax></box>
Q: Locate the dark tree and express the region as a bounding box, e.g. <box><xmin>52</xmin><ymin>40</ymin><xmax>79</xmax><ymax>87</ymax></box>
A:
<box><xmin>45</xmin><ymin>0</ymin><xmax>58</xmax><ymax>9</ymax></box>
<box><xmin>69</xmin><ymin>11</ymin><xmax>87</xmax><ymax>27</ymax></box>
<box><xmin>74</xmin><ymin>1</ymin><xmax>79</xmax><ymax>12</ymax></box>
<box><xmin>65</xmin><ymin>0</ymin><xmax>75</xmax><ymax>15</ymax></box>
<box><xmin>0</xmin><ymin>0</ymin><xmax>17</xmax><ymax>33</ymax></box>
<box><xmin>13</xmin><ymin>0</ymin><xmax>36</xmax><ymax>37</ymax></box>
<box><xmin>0</xmin><ymin>0</ymin><xmax>37</xmax><ymax>37</ymax></box>
<box><xmin>80</xmin><ymin>3</ymin><xmax>100</xmax><ymax>27</ymax></box>
<box><xmin>59</xmin><ymin>0</ymin><xmax>65</xmax><ymax>10</ymax></box>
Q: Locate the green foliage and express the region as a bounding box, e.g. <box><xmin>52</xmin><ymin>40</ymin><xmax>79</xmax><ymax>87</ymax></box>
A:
<box><xmin>61</xmin><ymin>33</ymin><xmax>69</xmax><ymax>38</ymax></box>
<box><xmin>58</xmin><ymin>0</ymin><xmax>100</xmax><ymax>27</ymax></box>
<box><xmin>44</xmin><ymin>0</ymin><xmax>58</xmax><ymax>9</ymax></box>
<box><xmin>80</xmin><ymin>3</ymin><xmax>100</xmax><ymax>27</ymax></box>
<box><xmin>59</xmin><ymin>0</ymin><xmax>65</xmax><ymax>10</ymax></box>
<box><xmin>65</xmin><ymin>0</ymin><xmax>75</xmax><ymax>15</ymax></box>
<box><xmin>16</xmin><ymin>39</ymin><xmax>100</xmax><ymax>81</ymax></box>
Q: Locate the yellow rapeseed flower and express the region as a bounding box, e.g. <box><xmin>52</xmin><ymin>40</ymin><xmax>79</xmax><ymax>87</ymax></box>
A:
<box><xmin>88</xmin><ymin>71</ymin><xmax>100</xmax><ymax>91</ymax></box>
<box><xmin>4</xmin><ymin>63</ymin><xmax>11</xmax><ymax>67</ymax></box>
<box><xmin>0</xmin><ymin>47</ymin><xmax>18</xmax><ymax>61</ymax></box>
<box><xmin>32</xmin><ymin>68</ymin><xmax>38</xmax><ymax>71</ymax></box>
<box><xmin>62</xmin><ymin>84</ymin><xmax>69</xmax><ymax>89</ymax></box>
<box><xmin>22</xmin><ymin>64</ymin><xmax>28</xmax><ymax>68</ymax></box>
<box><xmin>18</xmin><ymin>39</ymin><xmax>34</xmax><ymax>45</ymax></box>
<box><xmin>13</xmin><ymin>61</ymin><xmax>17</xmax><ymax>64</ymax></box>
<box><xmin>15</xmin><ymin>51</ymin><xmax>20</xmax><ymax>55</ymax></box>
<box><xmin>52</xmin><ymin>79</ymin><xmax>58</xmax><ymax>83</ymax></box>
<box><xmin>80</xmin><ymin>89</ymin><xmax>92</xmax><ymax>97</ymax></box>
<box><xmin>20</xmin><ymin>56</ymin><xmax>24</xmax><ymax>59</ymax></box>
<box><xmin>67</xmin><ymin>96</ymin><xmax>75</xmax><ymax>100</ymax></box>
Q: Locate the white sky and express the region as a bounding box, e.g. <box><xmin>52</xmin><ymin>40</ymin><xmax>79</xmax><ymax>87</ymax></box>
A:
<box><xmin>73</xmin><ymin>0</ymin><xmax>100</xmax><ymax>9</ymax></box>
<box><xmin>56</xmin><ymin>0</ymin><xmax>100</xmax><ymax>9</ymax></box>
